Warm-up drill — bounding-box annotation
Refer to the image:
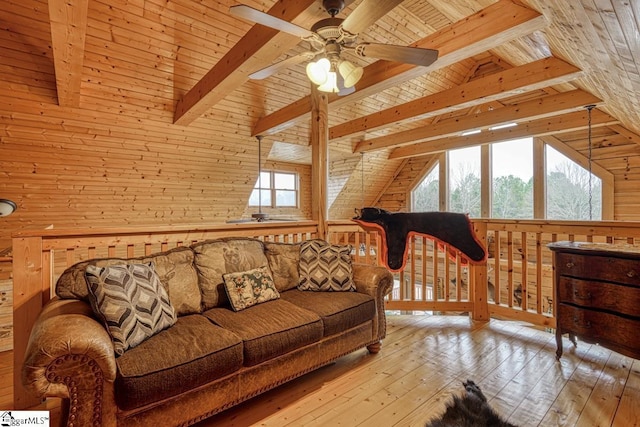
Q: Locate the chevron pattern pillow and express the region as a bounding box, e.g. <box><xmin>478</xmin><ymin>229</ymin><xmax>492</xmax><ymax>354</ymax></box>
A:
<box><xmin>85</xmin><ymin>262</ymin><xmax>177</xmax><ymax>356</ymax></box>
<box><xmin>298</xmin><ymin>240</ymin><xmax>355</xmax><ymax>291</ymax></box>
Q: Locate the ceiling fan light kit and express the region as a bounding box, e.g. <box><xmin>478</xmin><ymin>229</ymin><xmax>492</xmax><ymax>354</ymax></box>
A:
<box><xmin>306</xmin><ymin>57</ymin><xmax>331</xmax><ymax>85</ymax></box>
<box><xmin>231</xmin><ymin>0</ymin><xmax>438</xmax><ymax>93</ymax></box>
<box><xmin>338</xmin><ymin>59</ymin><xmax>363</xmax><ymax>88</ymax></box>
<box><xmin>317</xmin><ymin>70</ymin><xmax>339</xmax><ymax>93</ymax></box>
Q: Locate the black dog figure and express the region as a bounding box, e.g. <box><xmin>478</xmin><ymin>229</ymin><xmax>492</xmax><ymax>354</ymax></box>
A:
<box><xmin>353</xmin><ymin>208</ymin><xmax>487</xmax><ymax>272</ymax></box>
<box><xmin>425</xmin><ymin>380</ymin><xmax>517</xmax><ymax>427</ymax></box>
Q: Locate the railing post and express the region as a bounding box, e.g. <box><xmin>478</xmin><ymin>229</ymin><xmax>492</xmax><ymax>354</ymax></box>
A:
<box><xmin>471</xmin><ymin>221</ymin><xmax>490</xmax><ymax>321</ymax></box>
<box><xmin>12</xmin><ymin>236</ymin><xmax>46</xmax><ymax>408</ymax></box>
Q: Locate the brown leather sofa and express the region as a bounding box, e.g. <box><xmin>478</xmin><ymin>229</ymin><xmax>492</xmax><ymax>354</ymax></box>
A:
<box><xmin>21</xmin><ymin>237</ymin><xmax>393</xmax><ymax>426</ymax></box>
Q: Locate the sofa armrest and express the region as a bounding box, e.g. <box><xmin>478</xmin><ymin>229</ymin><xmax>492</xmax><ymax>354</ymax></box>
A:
<box><xmin>352</xmin><ymin>263</ymin><xmax>393</xmax><ymax>343</ymax></box>
<box><xmin>22</xmin><ymin>298</ymin><xmax>117</xmax><ymax>426</ymax></box>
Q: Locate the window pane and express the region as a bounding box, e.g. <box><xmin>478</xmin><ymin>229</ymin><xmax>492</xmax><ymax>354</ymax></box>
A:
<box><xmin>449</xmin><ymin>146</ymin><xmax>481</xmax><ymax>217</ymax></box>
<box><xmin>274</xmin><ymin>172</ymin><xmax>296</xmax><ymax>190</ymax></box>
<box><xmin>492</xmin><ymin>138</ymin><xmax>533</xmax><ymax>219</ymax></box>
<box><xmin>546</xmin><ymin>146</ymin><xmax>601</xmax><ymax>220</ymax></box>
<box><xmin>276</xmin><ymin>190</ymin><xmax>297</xmax><ymax>207</ymax></box>
<box><xmin>255</xmin><ymin>172</ymin><xmax>271</xmax><ymax>189</ymax></box>
<box><xmin>412</xmin><ymin>164</ymin><xmax>439</xmax><ymax>211</ymax></box>
<box><xmin>249</xmin><ymin>189</ymin><xmax>271</xmax><ymax>206</ymax></box>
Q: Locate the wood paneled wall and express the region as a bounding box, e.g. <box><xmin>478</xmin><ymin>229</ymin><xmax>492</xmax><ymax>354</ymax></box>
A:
<box><xmin>0</xmin><ymin>0</ymin><xmax>315</xmax><ymax>252</ymax></box>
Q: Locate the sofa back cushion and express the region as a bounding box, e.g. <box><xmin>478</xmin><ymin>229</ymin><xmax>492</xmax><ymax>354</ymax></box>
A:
<box><xmin>191</xmin><ymin>238</ymin><xmax>271</xmax><ymax>310</ymax></box>
<box><xmin>264</xmin><ymin>241</ymin><xmax>300</xmax><ymax>292</ymax></box>
<box><xmin>56</xmin><ymin>246</ymin><xmax>202</xmax><ymax>315</ymax></box>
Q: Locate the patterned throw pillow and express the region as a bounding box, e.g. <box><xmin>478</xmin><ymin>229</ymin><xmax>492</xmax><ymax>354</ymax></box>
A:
<box><xmin>222</xmin><ymin>265</ymin><xmax>280</xmax><ymax>312</ymax></box>
<box><xmin>298</xmin><ymin>240</ymin><xmax>355</xmax><ymax>292</ymax></box>
<box><xmin>85</xmin><ymin>263</ymin><xmax>177</xmax><ymax>356</ymax></box>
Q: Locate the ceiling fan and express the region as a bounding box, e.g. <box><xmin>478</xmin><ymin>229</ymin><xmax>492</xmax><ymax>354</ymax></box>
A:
<box><xmin>230</xmin><ymin>0</ymin><xmax>439</xmax><ymax>94</ymax></box>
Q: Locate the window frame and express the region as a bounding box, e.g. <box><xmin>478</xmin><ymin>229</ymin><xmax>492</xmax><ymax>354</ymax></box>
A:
<box><xmin>409</xmin><ymin>137</ymin><xmax>612</xmax><ymax>220</ymax></box>
<box><xmin>249</xmin><ymin>170</ymin><xmax>299</xmax><ymax>209</ymax></box>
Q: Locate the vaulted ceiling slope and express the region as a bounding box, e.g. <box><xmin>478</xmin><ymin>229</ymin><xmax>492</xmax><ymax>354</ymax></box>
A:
<box><xmin>2</xmin><ymin>0</ymin><xmax>640</xmax><ymax>240</ymax></box>
<box><xmin>165</xmin><ymin>0</ymin><xmax>638</xmax><ymax>217</ymax></box>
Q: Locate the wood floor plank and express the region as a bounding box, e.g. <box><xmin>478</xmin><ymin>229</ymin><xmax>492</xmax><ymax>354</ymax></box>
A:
<box><xmin>613</xmin><ymin>358</ymin><xmax>640</xmax><ymax>427</ymax></box>
<box><xmin>3</xmin><ymin>315</ymin><xmax>638</xmax><ymax>427</ymax></box>
<box><xmin>539</xmin><ymin>343</ymin><xmax>614</xmax><ymax>426</ymax></box>
<box><xmin>575</xmin><ymin>351</ymin><xmax>631</xmax><ymax>427</ymax></box>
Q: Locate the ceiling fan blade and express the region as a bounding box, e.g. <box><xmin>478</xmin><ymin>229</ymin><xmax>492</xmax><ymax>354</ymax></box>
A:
<box><xmin>340</xmin><ymin>0</ymin><xmax>404</xmax><ymax>35</ymax></box>
<box><xmin>249</xmin><ymin>52</ymin><xmax>314</xmax><ymax>80</ymax></box>
<box><xmin>229</xmin><ymin>4</ymin><xmax>315</xmax><ymax>38</ymax></box>
<box><xmin>355</xmin><ymin>43</ymin><xmax>439</xmax><ymax>66</ymax></box>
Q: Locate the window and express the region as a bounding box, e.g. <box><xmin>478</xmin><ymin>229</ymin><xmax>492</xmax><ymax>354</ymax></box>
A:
<box><xmin>249</xmin><ymin>171</ymin><xmax>298</xmax><ymax>208</ymax></box>
<box><xmin>412</xmin><ymin>140</ymin><xmax>605</xmax><ymax>220</ymax></box>
<box><xmin>412</xmin><ymin>163</ymin><xmax>439</xmax><ymax>211</ymax></box>
<box><xmin>546</xmin><ymin>146</ymin><xmax>601</xmax><ymax>220</ymax></box>
<box><xmin>449</xmin><ymin>146</ymin><xmax>481</xmax><ymax>217</ymax></box>
<box><xmin>491</xmin><ymin>138</ymin><xmax>533</xmax><ymax>218</ymax></box>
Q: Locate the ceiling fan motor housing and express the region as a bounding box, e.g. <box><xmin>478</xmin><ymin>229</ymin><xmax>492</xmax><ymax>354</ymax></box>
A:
<box><xmin>323</xmin><ymin>0</ymin><xmax>345</xmax><ymax>17</ymax></box>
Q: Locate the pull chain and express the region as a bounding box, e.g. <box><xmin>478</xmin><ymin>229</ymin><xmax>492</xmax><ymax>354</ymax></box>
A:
<box><xmin>361</xmin><ymin>152</ymin><xmax>365</xmax><ymax>209</ymax></box>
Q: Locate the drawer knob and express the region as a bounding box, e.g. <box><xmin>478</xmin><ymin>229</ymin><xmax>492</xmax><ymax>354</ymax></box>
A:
<box><xmin>627</xmin><ymin>270</ymin><xmax>637</xmax><ymax>278</ymax></box>
<box><xmin>573</xmin><ymin>318</ymin><xmax>592</xmax><ymax>329</ymax></box>
<box><xmin>565</xmin><ymin>262</ymin><xmax>575</xmax><ymax>269</ymax></box>
<box><xmin>573</xmin><ymin>290</ymin><xmax>592</xmax><ymax>301</ymax></box>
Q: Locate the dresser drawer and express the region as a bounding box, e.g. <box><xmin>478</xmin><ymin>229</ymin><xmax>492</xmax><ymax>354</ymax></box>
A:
<box><xmin>556</xmin><ymin>253</ymin><xmax>640</xmax><ymax>287</ymax></box>
<box><xmin>557</xmin><ymin>304</ymin><xmax>640</xmax><ymax>359</ymax></box>
<box><xmin>558</xmin><ymin>277</ymin><xmax>640</xmax><ymax>317</ymax></box>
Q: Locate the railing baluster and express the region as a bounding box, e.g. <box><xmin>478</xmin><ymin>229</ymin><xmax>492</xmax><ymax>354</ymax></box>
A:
<box><xmin>521</xmin><ymin>231</ymin><xmax>528</xmax><ymax>311</ymax></box>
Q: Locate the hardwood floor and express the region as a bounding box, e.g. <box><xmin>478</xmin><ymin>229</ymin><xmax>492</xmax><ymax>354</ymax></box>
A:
<box><xmin>2</xmin><ymin>314</ymin><xmax>639</xmax><ymax>426</ymax></box>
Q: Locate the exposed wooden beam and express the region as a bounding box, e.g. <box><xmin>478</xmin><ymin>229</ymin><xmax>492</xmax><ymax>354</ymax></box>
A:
<box><xmin>338</xmin><ymin>57</ymin><xmax>582</xmax><ymax>143</ymax></box>
<box><xmin>357</xmin><ymin>89</ymin><xmax>601</xmax><ymax>152</ymax></box>
<box><xmin>608</xmin><ymin>124</ymin><xmax>640</xmax><ymax>146</ymax></box>
<box><xmin>252</xmin><ymin>0</ymin><xmax>547</xmax><ymax>137</ymax></box>
<box><xmin>173</xmin><ymin>0</ymin><xmax>318</xmax><ymax>126</ymax></box>
<box><xmin>310</xmin><ymin>84</ymin><xmax>329</xmax><ymax>238</ymax></box>
<box><xmin>48</xmin><ymin>0</ymin><xmax>89</xmax><ymax>107</ymax></box>
<box><xmin>389</xmin><ymin>109</ymin><xmax>619</xmax><ymax>159</ymax></box>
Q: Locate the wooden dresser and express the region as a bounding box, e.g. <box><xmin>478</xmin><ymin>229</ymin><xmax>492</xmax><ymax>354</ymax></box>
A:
<box><xmin>548</xmin><ymin>241</ymin><xmax>640</xmax><ymax>360</ymax></box>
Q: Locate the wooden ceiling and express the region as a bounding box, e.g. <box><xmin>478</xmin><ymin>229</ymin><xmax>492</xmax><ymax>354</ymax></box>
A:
<box><xmin>162</xmin><ymin>0</ymin><xmax>640</xmax><ymax>155</ymax></box>
<box><xmin>43</xmin><ymin>0</ymin><xmax>640</xmax><ymax>155</ymax></box>
<box><xmin>3</xmin><ymin>0</ymin><xmax>640</xmax><ymax>232</ymax></box>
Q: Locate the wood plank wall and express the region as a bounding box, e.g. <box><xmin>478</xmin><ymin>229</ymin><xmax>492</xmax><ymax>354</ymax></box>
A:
<box><xmin>0</xmin><ymin>0</ymin><xmax>317</xmax><ymax>252</ymax></box>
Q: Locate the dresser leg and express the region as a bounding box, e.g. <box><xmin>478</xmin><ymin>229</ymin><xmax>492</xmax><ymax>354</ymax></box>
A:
<box><xmin>568</xmin><ymin>333</ymin><xmax>577</xmax><ymax>347</ymax></box>
<box><xmin>555</xmin><ymin>330</ymin><xmax>563</xmax><ymax>360</ymax></box>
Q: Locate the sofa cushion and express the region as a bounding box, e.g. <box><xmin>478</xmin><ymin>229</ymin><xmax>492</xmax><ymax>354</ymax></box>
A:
<box><xmin>115</xmin><ymin>314</ymin><xmax>243</xmax><ymax>410</ymax></box>
<box><xmin>85</xmin><ymin>263</ymin><xmax>177</xmax><ymax>356</ymax></box>
<box><xmin>192</xmin><ymin>238</ymin><xmax>271</xmax><ymax>310</ymax></box>
<box><xmin>56</xmin><ymin>246</ymin><xmax>202</xmax><ymax>316</ymax></box>
<box><xmin>223</xmin><ymin>265</ymin><xmax>280</xmax><ymax>311</ymax></box>
<box><xmin>204</xmin><ymin>299</ymin><xmax>323</xmax><ymax>366</ymax></box>
<box><xmin>298</xmin><ymin>240</ymin><xmax>355</xmax><ymax>292</ymax></box>
<box><xmin>280</xmin><ymin>289</ymin><xmax>375</xmax><ymax>337</ymax></box>
<box><xmin>264</xmin><ymin>241</ymin><xmax>300</xmax><ymax>292</ymax></box>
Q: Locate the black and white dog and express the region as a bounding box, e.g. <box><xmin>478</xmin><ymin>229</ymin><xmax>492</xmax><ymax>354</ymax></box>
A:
<box><xmin>425</xmin><ymin>380</ymin><xmax>517</xmax><ymax>427</ymax></box>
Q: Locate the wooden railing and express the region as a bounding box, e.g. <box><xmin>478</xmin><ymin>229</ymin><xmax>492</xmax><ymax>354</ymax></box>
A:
<box><xmin>328</xmin><ymin>219</ymin><xmax>640</xmax><ymax>328</ymax></box>
<box><xmin>11</xmin><ymin>218</ymin><xmax>640</xmax><ymax>408</ymax></box>
<box><xmin>11</xmin><ymin>220</ymin><xmax>319</xmax><ymax>408</ymax></box>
